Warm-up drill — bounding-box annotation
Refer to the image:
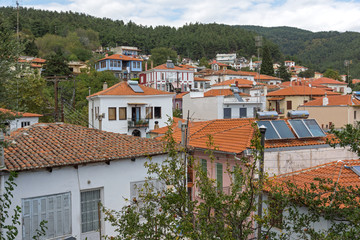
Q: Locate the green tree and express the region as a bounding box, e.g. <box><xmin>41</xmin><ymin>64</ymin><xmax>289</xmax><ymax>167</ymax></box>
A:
<box><xmin>276</xmin><ymin>62</ymin><xmax>291</xmax><ymax>81</ymax></box>
<box><xmin>103</xmin><ymin>122</ymin><xmax>265</xmax><ymax>239</ymax></box>
<box><xmin>323</xmin><ymin>69</ymin><xmax>342</xmax><ymax>81</ymax></box>
<box><xmin>260</xmin><ymin>45</ymin><xmax>274</xmax><ymax>76</ymax></box>
<box><xmin>42</xmin><ymin>50</ymin><xmax>71</xmax><ymax>76</ymax></box>
<box><xmin>298</xmin><ymin>69</ymin><xmax>315</xmax><ymax>78</ymax></box>
<box><xmin>150</xmin><ymin>47</ymin><xmax>178</xmax><ymax>67</ymax></box>
<box><xmin>199</xmin><ymin>57</ymin><xmax>209</xmax><ymax>68</ymax></box>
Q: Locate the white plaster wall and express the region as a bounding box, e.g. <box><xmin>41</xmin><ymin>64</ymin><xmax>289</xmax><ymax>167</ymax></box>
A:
<box><xmin>5</xmin><ymin>154</ymin><xmax>166</xmax><ymax>240</ymax></box>
<box><xmin>88</xmin><ymin>95</ymin><xmax>174</xmax><ymax>136</ymax></box>
<box><xmin>9</xmin><ymin>117</ymin><xmax>39</xmax><ymax>132</ymax></box>
<box><xmin>182</xmin><ymin>94</ymin><xmax>222</xmax><ymax>121</ymax></box>
<box><xmin>264</xmin><ymin>146</ymin><xmax>358</xmax><ymax>176</ymax></box>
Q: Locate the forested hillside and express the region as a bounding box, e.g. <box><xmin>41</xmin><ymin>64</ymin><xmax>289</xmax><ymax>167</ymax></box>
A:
<box><xmin>240</xmin><ymin>25</ymin><xmax>360</xmax><ymax>78</ymax></box>
<box><xmin>0</xmin><ymin>7</ymin><xmax>281</xmax><ymax>61</ymax></box>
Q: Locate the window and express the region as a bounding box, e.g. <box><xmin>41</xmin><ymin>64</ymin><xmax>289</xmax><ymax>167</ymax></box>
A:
<box><xmin>22</xmin><ymin>192</ymin><xmax>71</xmax><ymax>240</ymax></box>
<box><xmin>21</xmin><ymin>121</ymin><xmax>31</xmax><ymax>127</ymax></box>
<box><xmin>101</xmin><ymin>61</ymin><xmax>106</xmax><ymax>68</ymax></box>
<box><xmin>216</xmin><ymin>163</ymin><xmax>223</xmax><ymax>191</ymax></box>
<box><xmin>119</xmin><ymin>107</ymin><xmax>127</xmax><ymax>120</ymax></box>
<box><xmin>108</xmin><ymin>107</ymin><xmax>116</xmax><ymax>120</ymax></box>
<box><xmin>133</xmin><ymin>62</ymin><xmax>136</xmax><ymax>68</ymax></box>
<box><xmin>224</xmin><ymin>108</ymin><xmax>231</xmax><ymax>119</ymax></box>
<box><xmin>355</xmin><ymin>111</ymin><xmax>357</xmax><ymax>120</ymax></box>
<box><xmin>161</xmin><ymin>73</ymin><xmax>165</xmax><ymax>80</ymax></box>
<box><xmin>154</xmin><ymin>107</ymin><xmax>161</xmax><ymax>119</ymax></box>
<box><xmin>240</xmin><ymin>108</ymin><xmax>247</xmax><ymax>118</ymax></box>
<box><xmin>137</xmin><ymin>62</ymin><xmax>140</xmax><ymax>68</ymax></box>
<box><xmin>269</xmin><ymin>197</ymin><xmax>283</xmax><ymax>229</ymax></box>
<box><xmin>81</xmin><ymin>189</ymin><xmax>101</xmax><ymax>233</ymax></box>
<box><xmin>130</xmin><ymin>179</ymin><xmax>165</xmax><ymax>211</ymax></box>
<box><xmin>201</xmin><ymin>159</ymin><xmax>207</xmax><ymax>174</ymax></box>
<box><xmin>286</xmin><ymin>101</ymin><xmax>292</xmax><ymax>110</ymax></box>
<box><xmin>146</xmin><ymin>107</ymin><xmax>153</xmax><ymax>119</ymax></box>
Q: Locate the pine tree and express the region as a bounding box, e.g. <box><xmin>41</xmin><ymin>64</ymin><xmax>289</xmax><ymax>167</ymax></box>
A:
<box><xmin>260</xmin><ymin>45</ymin><xmax>275</xmax><ymax>76</ymax></box>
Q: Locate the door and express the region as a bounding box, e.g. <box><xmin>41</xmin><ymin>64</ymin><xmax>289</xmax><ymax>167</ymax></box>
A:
<box><xmin>132</xmin><ymin>107</ymin><xmax>141</xmax><ymax>122</ymax></box>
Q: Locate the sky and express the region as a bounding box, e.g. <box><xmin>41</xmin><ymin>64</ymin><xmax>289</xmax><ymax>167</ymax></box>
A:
<box><xmin>3</xmin><ymin>0</ymin><xmax>360</xmax><ymax>32</ymax></box>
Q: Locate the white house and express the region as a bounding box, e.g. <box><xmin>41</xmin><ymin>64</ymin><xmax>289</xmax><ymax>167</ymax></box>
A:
<box><xmin>1</xmin><ymin>123</ymin><xmax>168</xmax><ymax>240</ymax></box>
<box><xmin>0</xmin><ymin>108</ymin><xmax>42</xmax><ymax>134</ymax></box>
<box><xmin>87</xmin><ymin>80</ymin><xmax>174</xmax><ymax>137</ymax></box>
<box><xmin>201</xmin><ymin>69</ymin><xmax>255</xmax><ymax>86</ymax></box>
<box><xmin>143</xmin><ymin>60</ymin><xmax>194</xmax><ymax>92</ymax></box>
<box><xmin>182</xmin><ymin>86</ymin><xmax>262</xmax><ymax>121</ymax></box>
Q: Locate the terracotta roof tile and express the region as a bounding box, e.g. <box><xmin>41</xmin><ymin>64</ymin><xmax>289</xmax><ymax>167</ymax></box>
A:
<box><xmin>0</xmin><ymin>108</ymin><xmax>43</xmax><ymax>117</ymax></box>
<box><xmin>267</xmin><ymin>86</ymin><xmax>340</xmax><ymax>97</ymax></box>
<box><xmin>32</xmin><ymin>58</ymin><xmax>46</xmax><ymax>63</ymax></box>
<box><xmin>97</xmin><ymin>54</ymin><xmax>143</xmax><ymax>62</ymax></box>
<box><xmin>312</xmin><ymin>77</ymin><xmax>347</xmax><ymax>85</ymax></box>
<box><xmin>194</xmin><ymin>77</ymin><xmax>210</xmax><ymax>82</ymax></box>
<box><xmin>175</xmin><ymin>92</ymin><xmax>189</xmax><ymax>99</ymax></box>
<box><xmin>204</xmin><ymin>89</ymin><xmax>249</xmax><ymax>97</ymax></box>
<box><xmin>88</xmin><ymin>81</ymin><xmax>174</xmax><ymax>97</ymax></box>
<box><xmin>152</xmin><ymin>63</ymin><xmax>190</xmax><ymax>71</ymax></box>
<box><xmin>303</xmin><ymin>95</ymin><xmax>360</xmax><ymax>106</ymax></box>
<box><xmin>4</xmin><ymin>123</ymin><xmax>166</xmax><ymax>171</ymax></box>
<box><xmin>269</xmin><ymin>159</ymin><xmax>360</xmax><ymax>193</ymax></box>
<box><xmin>212</xmin><ymin>78</ymin><xmax>254</xmax><ymax>87</ymax></box>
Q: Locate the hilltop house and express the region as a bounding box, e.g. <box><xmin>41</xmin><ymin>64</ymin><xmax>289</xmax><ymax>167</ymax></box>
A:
<box><xmin>87</xmin><ymin>80</ymin><xmax>174</xmax><ymax>137</ymax></box>
<box><xmin>0</xmin><ymin>108</ymin><xmax>42</xmax><ymax>134</ymax></box>
<box><xmin>142</xmin><ymin>60</ymin><xmax>194</xmax><ymax>92</ymax></box>
<box><xmin>1</xmin><ymin>123</ymin><xmax>168</xmax><ymax>240</ymax></box>
<box><xmin>95</xmin><ymin>54</ymin><xmax>143</xmax><ymax>80</ymax></box>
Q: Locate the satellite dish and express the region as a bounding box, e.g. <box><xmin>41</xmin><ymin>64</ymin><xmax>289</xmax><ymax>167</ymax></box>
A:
<box><xmin>346</xmin><ymin>87</ymin><xmax>352</xmax><ymax>94</ymax></box>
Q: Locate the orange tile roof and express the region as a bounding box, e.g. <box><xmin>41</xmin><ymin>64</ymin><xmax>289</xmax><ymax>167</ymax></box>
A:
<box><xmin>180</xmin><ymin>64</ymin><xmax>197</xmax><ymax>69</ymax></box>
<box><xmin>268</xmin><ymin>159</ymin><xmax>360</xmax><ymax>194</ymax></box>
<box><xmin>88</xmin><ymin>81</ymin><xmax>174</xmax><ymax>98</ymax></box>
<box><xmin>352</xmin><ymin>79</ymin><xmax>360</xmax><ymax>84</ymax></box>
<box><xmin>153</xmin><ymin>118</ymin><xmax>333</xmax><ymax>153</ymax></box>
<box><xmin>0</xmin><ymin>108</ymin><xmax>43</xmax><ymax>117</ymax></box>
<box><xmin>30</xmin><ymin>63</ymin><xmax>42</xmax><ymax>68</ymax></box>
<box><xmin>150</xmin><ymin>117</ymin><xmax>185</xmax><ymax>135</ymax></box>
<box><xmin>175</xmin><ymin>92</ymin><xmax>189</xmax><ymax>99</ymax></box>
<box><xmin>312</xmin><ymin>77</ymin><xmax>347</xmax><ymax>85</ymax></box>
<box><xmin>212</xmin><ymin>78</ymin><xmax>254</xmax><ymax>87</ymax></box>
<box><xmin>267</xmin><ymin>86</ymin><xmax>341</xmax><ymax>97</ymax></box>
<box><xmin>152</xmin><ymin>63</ymin><xmax>190</xmax><ymax>71</ymax></box>
<box><xmin>194</xmin><ymin>77</ymin><xmax>210</xmax><ymax>82</ymax></box>
<box><xmin>211</xmin><ymin>60</ymin><xmax>229</xmax><ymax>66</ymax></box>
<box><xmin>97</xmin><ymin>54</ymin><xmax>143</xmax><ymax>62</ymax></box>
<box><xmin>204</xmin><ymin>89</ymin><xmax>250</xmax><ymax>97</ymax></box>
<box><xmin>302</xmin><ymin>95</ymin><xmax>360</xmax><ymax>106</ymax></box>
<box><xmin>32</xmin><ymin>58</ymin><xmax>46</xmax><ymax>63</ymax></box>
<box><xmin>4</xmin><ymin>123</ymin><xmax>166</xmax><ymax>171</ymax></box>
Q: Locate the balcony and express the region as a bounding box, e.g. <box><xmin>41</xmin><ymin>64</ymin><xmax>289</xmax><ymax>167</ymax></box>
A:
<box><xmin>127</xmin><ymin>118</ymin><xmax>149</xmax><ymax>128</ymax></box>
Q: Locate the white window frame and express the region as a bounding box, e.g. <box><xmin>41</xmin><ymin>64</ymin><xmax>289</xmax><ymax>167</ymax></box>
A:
<box><xmin>80</xmin><ymin>188</ymin><xmax>102</xmax><ymax>234</ymax></box>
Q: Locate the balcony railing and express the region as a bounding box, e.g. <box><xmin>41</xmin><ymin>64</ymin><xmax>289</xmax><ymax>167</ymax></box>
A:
<box><xmin>128</xmin><ymin>118</ymin><xmax>149</xmax><ymax>128</ymax></box>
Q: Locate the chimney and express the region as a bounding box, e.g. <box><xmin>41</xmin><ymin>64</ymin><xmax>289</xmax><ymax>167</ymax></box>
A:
<box><xmin>145</xmin><ymin>62</ymin><xmax>148</xmax><ymax>71</ymax></box>
<box><xmin>235</xmin><ymin>80</ymin><xmax>238</xmax><ymax>87</ymax></box>
<box><xmin>322</xmin><ymin>93</ymin><xmax>328</xmax><ymax>106</ymax></box>
<box><xmin>103</xmin><ymin>82</ymin><xmax>108</xmax><ymax>90</ymax></box>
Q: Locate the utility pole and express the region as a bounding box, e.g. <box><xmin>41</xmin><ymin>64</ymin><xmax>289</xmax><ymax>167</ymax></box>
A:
<box><xmin>255</xmin><ymin>36</ymin><xmax>263</xmax><ymax>83</ymax></box>
<box><xmin>16</xmin><ymin>0</ymin><xmax>19</xmax><ymax>41</ymax></box>
<box><xmin>257</xmin><ymin>125</ymin><xmax>267</xmax><ymax>239</ymax></box>
<box><xmin>45</xmin><ymin>76</ymin><xmax>70</xmax><ymax>122</ymax></box>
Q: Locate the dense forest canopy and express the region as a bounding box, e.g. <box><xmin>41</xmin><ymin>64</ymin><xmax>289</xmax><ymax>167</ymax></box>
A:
<box><xmin>2</xmin><ymin>7</ymin><xmax>360</xmax><ymax>77</ymax></box>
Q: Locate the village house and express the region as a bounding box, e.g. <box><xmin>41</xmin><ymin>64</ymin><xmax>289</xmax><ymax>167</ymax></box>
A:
<box><xmin>110</xmin><ymin>46</ymin><xmax>141</xmax><ymax>56</ymax></box>
<box><xmin>87</xmin><ymin>80</ymin><xmax>174</xmax><ymax>137</ymax></box>
<box><xmin>1</xmin><ymin>123</ymin><xmax>168</xmax><ymax>240</ymax></box>
<box><xmin>266</xmin><ymin>85</ymin><xmax>340</xmax><ymax>118</ymax></box>
<box><xmin>298</xmin><ymin>94</ymin><xmax>360</xmax><ymax>129</ymax></box>
<box><xmin>150</xmin><ymin>116</ymin><xmax>357</xmax><ymax>198</ymax></box>
<box><xmin>200</xmin><ymin>69</ymin><xmax>255</xmax><ymax>85</ymax></box>
<box><xmin>142</xmin><ymin>60</ymin><xmax>194</xmax><ymax>92</ymax></box>
<box><xmin>0</xmin><ymin>108</ymin><xmax>42</xmax><ymax>134</ymax></box>
<box><xmin>264</xmin><ymin>159</ymin><xmax>360</xmax><ymax>238</ymax></box>
<box><xmin>95</xmin><ymin>54</ymin><xmax>143</xmax><ymax>80</ymax></box>
<box><xmin>182</xmin><ymin>85</ymin><xmax>262</xmax><ymax>121</ymax></box>
<box><xmin>310</xmin><ymin>77</ymin><xmax>348</xmax><ymax>94</ymax></box>
<box><xmin>192</xmin><ymin>77</ymin><xmax>211</xmax><ymax>91</ymax></box>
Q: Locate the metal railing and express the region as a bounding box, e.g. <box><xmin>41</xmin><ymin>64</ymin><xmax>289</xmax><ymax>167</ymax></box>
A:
<box><xmin>127</xmin><ymin>118</ymin><xmax>149</xmax><ymax>128</ymax></box>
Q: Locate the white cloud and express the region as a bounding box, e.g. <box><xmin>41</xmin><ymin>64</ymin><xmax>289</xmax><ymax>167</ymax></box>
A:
<box><xmin>12</xmin><ymin>0</ymin><xmax>360</xmax><ymax>32</ymax></box>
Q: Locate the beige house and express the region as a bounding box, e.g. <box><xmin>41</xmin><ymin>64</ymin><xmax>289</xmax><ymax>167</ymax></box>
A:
<box><xmin>266</xmin><ymin>85</ymin><xmax>340</xmax><ymax>118</ymax></box>
<box><xmin>298</xmin><ymin>94</ymin><xmax>360</xmax><ymax>129</ymax></box>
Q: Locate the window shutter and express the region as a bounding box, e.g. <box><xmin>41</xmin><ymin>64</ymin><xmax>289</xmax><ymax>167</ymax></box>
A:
<box><xmin>22</xmin><ymin>200</ymin><xmax>31</xmax><ymax>240</ymax></box>
<box><xmin>240</xmin><ymin>108</ymin><xmax>247</xmax><ymax>118</ymax></box>
<box><xmin>216</xmin><ymin>163</ymin><xmax>223</xmax><ymax>190</ymax></box>
<box><xmin>201</xmin><ymin>159</ymin><xmax>207</xmax><ymax>174</ymax></box>
<box><xmin>47</xmin><ymin>196</ymin><xmax>55</xmax><ymax>238</ymax></box>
